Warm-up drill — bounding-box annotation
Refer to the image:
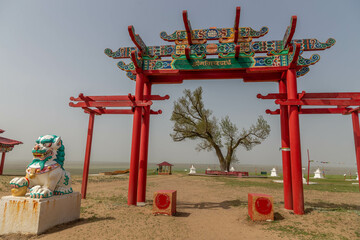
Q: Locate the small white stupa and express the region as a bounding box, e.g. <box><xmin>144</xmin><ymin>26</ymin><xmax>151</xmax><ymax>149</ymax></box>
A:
<box><xmin>356</xmin><ymin>172</ymin><xmax>359</xmax><ymax>181</ymax></box>
<box><xmin>230</xmin><ymin>166</ymin><xmax>235</xmax><ymax>172</ymax></box>
<box><xmin>313</xmin><ymin>168</ymin><xmax>324</xmax><ymax>179</ymax></box>
<box><xmin>206</xmin><ymin>167</ymin><xmax>211</xmax><ymax>171</ymax></box>
<box><xmin>302</xmin><ymin>168</ymin><xmax>307</xmax><ymax>184</ymax></box>
<box><xmin>189</xmin><ymin>165</ymin><xmax>196</xmax><ymax>174</ymax></box>
<box><xmin>270</xmin><ymin>168</ymin><xmax>278</xmax><ymax>177</ymax></box>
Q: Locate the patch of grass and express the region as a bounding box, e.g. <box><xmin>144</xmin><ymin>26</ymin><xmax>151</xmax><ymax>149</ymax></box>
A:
<box><xmin>210</xmin><ymin>177</ymin><xmax>283</xmax><ymax>190</ymax></box>
<box><xmin>80</xmin><ymin>204</ymin><xmax>94</xmax><ymax>213</ymax></box>
<box><xmin>355</xmin><ymin>231</ymin><xmax>360</xmax><ymax>237</ymax></box>
<box><xmin>202</xmin><ymin>174</ymin><xmax>359</xmax><ymax>193</ymax></box>
<box><xmin>88</xmin><ymin>193</ymin><xmax>127</xmax><ymax>205</ymax></box>
<box><xmin>87</xmin><ymin>176</ymin><xmax>128</xmax><ymax>183</ymax></box>
<box><xmin>303</xmin><ymin>178</ymin><xmax>359</xmax><ymax>193</ymax></box>
<box><xmin>267</xmin><ymin>225</ymin><xmax>332</xmax><ymax>240</ymax></box>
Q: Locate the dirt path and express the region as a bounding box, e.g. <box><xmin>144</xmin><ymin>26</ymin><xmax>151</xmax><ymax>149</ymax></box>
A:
<box><xmin>0</xmin><ymin>174</ymin><xmax>359</xmax><ymax>240</ymax></box>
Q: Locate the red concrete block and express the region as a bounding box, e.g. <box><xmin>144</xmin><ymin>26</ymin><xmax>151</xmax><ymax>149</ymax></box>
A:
<box><xmin>248</xmin><ymin>193</ymin><xmax>274</xmax><ymax>221</ymax></box>
<box><xmin>153</xmin><ymin>190</ymin><xmax>176</xmax><ymax>216</ymax></box>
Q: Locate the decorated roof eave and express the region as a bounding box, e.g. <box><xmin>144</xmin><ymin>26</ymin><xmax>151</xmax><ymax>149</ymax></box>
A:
<box><xmin>105</xmin><ymin>7</ymin><xmax>335</xmax><ymax>81</ymax></box>
<box><xmin>117</xmin><ymin>49</ymin><xmax>318</xmax><ymax>77</ymax></box>
<box><xmin>0</xmin><ymin>137</ymin><xmax>23</xmax><ymax>146</ymax></box>
<box><xmin>104</xmin><ymin>38</ymin><xmax>335</xmax><ymax>60</ymax></box>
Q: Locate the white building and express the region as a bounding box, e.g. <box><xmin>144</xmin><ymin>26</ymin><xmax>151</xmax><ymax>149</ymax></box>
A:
<box><xmin>189</xmin><ymin>165</ymin><xmax>196</xmax><ymax>174</ymax></box>
<box><xmin>314</xmin><ymin>168</ymin><xmax>324</xmax><ymax>179</ymax></box>
<box><xmin>270</xmin><ymin>168</ymin><xmax>278</xmax><ymax>177</ymax></box>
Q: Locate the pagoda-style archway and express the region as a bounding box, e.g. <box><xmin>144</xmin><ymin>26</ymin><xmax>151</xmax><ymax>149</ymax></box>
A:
<box><xmin>0</xmin><ymin>129</ymin><xmax>22</xmax><ymax>175</ymax></box>
<box><xmin>70</xmin><ymin>7</ymin><xmax>336</xmax><ymax>215</ymax></box>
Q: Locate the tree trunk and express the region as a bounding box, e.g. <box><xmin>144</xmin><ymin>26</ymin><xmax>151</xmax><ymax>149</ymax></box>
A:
<box><xmin>225</xmin><ymin>161</ymin><xmax>230</xmax><ymax>172</ymax></box>
<box><xmin>225</xmin><ymin>147</ymin><xmax>234</xmax><ymax>172</ymax></box>
<box><xmin>208</xmin><ymin>138</ymin><xmax>226</xmax><ymax>171</ymax></box>
<box><xmin>220</xmin><ymin>161</ymin><xmax>227</xmax><ymax>171</ymax></box>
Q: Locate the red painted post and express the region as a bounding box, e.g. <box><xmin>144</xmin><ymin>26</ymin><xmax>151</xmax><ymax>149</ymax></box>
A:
<box><xmin>286</xmin><ymin>68</ymin><xmax>304</xmax><ymax>215</ymax></box>
<box><xmin>81</xmin><ymin>112</ymin><xmax>95</xmax><ymax>199</ymax></box>
<box><xmin>307</xmin><ymin>149</ymin><xmax>310</xmax><ymax>185</ymax></box>
<box><xmin>0</xmin><ymin>152</ymin><xmax>6</xmax><ymax>175</ymax></box>
<box><xmin>137</xmin><ymin>82</ymin><xmax>152</xmax><ymax>205</ymax></box>
<box><xmin>278</xmin><ymin>79</ymin><xmax>293</xmax><ymax>210</ymax></box>
<box><xmin>351</xmin><ymin>111</ymin><xmax>360</xmax><ymax>191</ymax></box>
<box><xmin>128</xmin><ymin>73</ymin><xmax>145</xmax><ymax>205</ymax></box>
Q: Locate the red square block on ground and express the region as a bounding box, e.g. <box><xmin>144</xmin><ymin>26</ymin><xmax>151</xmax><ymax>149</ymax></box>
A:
<box><xmin>248</xmin><ymin>193</ymin><xmax>274</xmax><ymax>221</ymax></box>
<box><xmin>153</xmin><ymin>190</ymin><xmax>176</xmax><ymax>216</ymax></box>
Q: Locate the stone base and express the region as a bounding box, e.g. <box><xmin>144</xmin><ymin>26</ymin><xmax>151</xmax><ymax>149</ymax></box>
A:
<box><xmin>248</xmin><ymin>193</ymin><xmax>274</xmax><ymax>221</ymax></box>
<box><xmin>0</xmin><ymin>192</ymin><xmax>81</xmax><ymax>235</ymax></box>
<box><xmin>153</xmin><ymin>190</ymin><xmax>176</xmax><ymax>216</ymax></box>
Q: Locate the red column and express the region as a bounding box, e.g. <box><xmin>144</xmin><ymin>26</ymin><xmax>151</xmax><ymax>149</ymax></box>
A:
<box><xmin>279</xmin><ymin>80</ymin><xmax>293</xmax><ymax>210</ymax></box>
<box><xmin>307</xmin><ymin>149</ymin><xmax>310</xmax><ymax>185</ymax></box>
<box><xmin>286</xmin><ymin>68</ymin><xmax>304</xmax><ymax>215</ymax></box>
<box><xmin>81</xmin><ymin>112</ymin><xmax>95</xmax><ymax>199</ymax></box>
<box><xmin>0</xmin><ymin>152</ymin><xmax>6</xmax><ymax>175</ymax></box>
<box><xmin>128</xmin><ymin>73</ymin><xmax>145</xmax><ymax>205</ymax></box>
<box><xmin>351</xmin><ymin>111</ymin><xmax>360</xmax><ymax>191</ymax></box>
<box><xmin>137</xmin><ymin>82</ymin><xmax>152</xmax><ymax>205</ymax></box>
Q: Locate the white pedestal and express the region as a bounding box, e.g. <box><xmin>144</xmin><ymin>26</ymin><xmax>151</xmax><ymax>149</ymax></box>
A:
<box><xmin>189</xmin><ymin>165</ymin><xmax>196</xmax><ymax>174</ymax></box>
<box><xmin>0</xmin><ymin>192</ymin><xmax>81</xmax><ymax>235</ymax></box>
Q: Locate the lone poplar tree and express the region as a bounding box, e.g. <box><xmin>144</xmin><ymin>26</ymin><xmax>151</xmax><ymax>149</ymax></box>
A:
<box><xmin>170</xmin><ymin>87</ymin><xmax>270</xmax><ymax>171</ymax></box>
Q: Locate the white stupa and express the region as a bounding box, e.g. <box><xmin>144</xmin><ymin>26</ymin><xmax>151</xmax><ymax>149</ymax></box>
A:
<box><xmin>274</xmin><ymin>168</ymin><xmax>317</xmax><ymax>184</ymax></box>
<box><xmin>270</xmin><ymin>168</ymin><xmax>278</xmax><ymax>177</ymax></box>
<box><xmin>206</xmin><ymin>167</ymin><xmax>211</xmax><ymax>171</ymax></box>
<box><xmin>230</xmin><ymin>167</ymin><xmax>235</xmax><ymax>172</ymax></box>
<box><xmin>356</xmin><ymin>172</ymin><xmax>358</xmax><ymax>181</ymax></box>
<box><xmin>189</xmin><ymin>165</ymin><xmax>196</xmax><ymax>174</ymax></box>
<box><xmin>313</xmin><ymin>168</ymin><xmax>324</xmax><ymax>179</ymax></box>
<box><xmin>303</xmin><ymin>173</ymin><xmax>307</xmax><ymax>184</ymax></box>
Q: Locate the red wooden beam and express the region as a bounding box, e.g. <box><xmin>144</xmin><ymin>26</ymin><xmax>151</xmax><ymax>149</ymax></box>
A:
<box><xmin>144</xmin><ymin>95</ymin><xmax>170</xmax><ymax>101</ymax></box>
<box><xmin>233</xmin><ymin>6</ymin><xmax>241</xmax><ymax>43</ymax></box>
<box><xmin>283</xmin><ymin>16</ymin><xmax>297</xmax><ymax>49</ymax></box>
<box><xmin>79</xmin><ymin>93</ymin><xmax>92</xmax><ymax>102</ymax></box>
<box><xmin>69</xmin><ymin>100</ymin><xmax>152</xmax><ymax>108</ymax></box>
<box><xmin>276</xmin><ymin>99</ymin><xmax>360</xmax><ymax>106</ymax></box>
<box><xmin>82</xmin><ymin>107</ymin><xmax>101</xmax><ymax>115</ymax></box>
<box><xmin>185</xmin><ymin>47</ymin><xmax>191</xmax><ymax>60</ymax></box>
<box><xmin>71</xmin><ymin>94</ymin><xmax>169</xmax><ymax>102</ymax></box>
<box><xmin>128</xmin><ymin>25</ymin><xmax>147</xmax><ymax>56</ymax></box>
<box><xmin>130</xmin><ymin>51</ymin><xmax>143</xmax><ymax>73</ymax></box>
<box><xmin>150</xmin><ymin>109</ymin><xmax>162</xmax><ymax>115</ymax></box>
<box><xmin>0</xmin><ymin>152</ymin><xmax>6</xmax><ymax>175</ymax></box>
<box><xmin>258</xmin><ymin>92</ymin><xmax>360</xmax><ymax>100</ymax></box>
<box><xmin>234</xmin><ymin>45</ymin><xmax>241</xmax><ymax>59</ymax></box>
<box><xmin>81</xmin><ymin>112</ymin><xmax>95</xmax><ymax>199</ymax></box>
<box><xmin>82</xmin><ymin>108</ymin><xmax>162</xmax><ymax>115</ymax></box>
<box><xmin>265</xmin><ymin>109</ymin><xmax>280</xmax><ymax>115</ymax></box>
<box><xmin>71</xmin><ymin>94</ymin><xmax>132</xmax><ymax>102</ymax></box>
<box><xmin>289</xmin><ymin>43</ymin><xmax>301</xmax><ymax>69</ymax></box>
<box><xmin>344</xmin><ymin>107</ymin><xmax>360</xmax><ymax>115</ymax></box>
<box><xmin>351</xmin><ymin>112</ymin><xmax>360</xmax><ymax>190</ymax></box>
<box><xmin>266</xmin><ymin>108</ymin><xmax>349</xmax><ymax>115</ymax></box>
<box><xmin>182</xmin><ymin>10</ymin><xmax>193</xmax><ymax>45</ymax></box>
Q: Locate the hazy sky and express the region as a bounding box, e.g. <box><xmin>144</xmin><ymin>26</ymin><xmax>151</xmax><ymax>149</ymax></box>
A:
<box><xmin>0</xmin><ymin>0</ymin><xmax>359</xmax><ymax>170</ymax></box>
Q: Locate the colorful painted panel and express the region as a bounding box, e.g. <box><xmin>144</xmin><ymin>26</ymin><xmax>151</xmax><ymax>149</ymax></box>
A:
<box><xmin>296</xmin><ymin>67</ymin><xmax>310</xmax><ymax>77</ymax></box>
<box><xmin>105</xmin><ymin>38</ymin><xmax>335</xmax><ymax>59</ymax></box>
<box><xmin>160</xmin><ymin>27</ymin><xmax>269</xmax><ymax>42</ymax></box>
<box><xmin>117</xmin><ymin>53</ymin><xmax>319</xmax><ymax>71</ymax></box>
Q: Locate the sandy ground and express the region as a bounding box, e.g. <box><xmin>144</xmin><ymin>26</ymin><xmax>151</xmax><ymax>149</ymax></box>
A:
<box><xmin>0</xmin><ymin>174</ymin><xmax>360</xmax><ymax>240</ymax></box>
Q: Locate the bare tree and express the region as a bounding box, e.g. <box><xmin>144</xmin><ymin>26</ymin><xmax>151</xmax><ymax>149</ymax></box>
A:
<box><xmin>170</xmin><ymin>87</ymin><xmax>270</xmax><ymax>171</ymax></box>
